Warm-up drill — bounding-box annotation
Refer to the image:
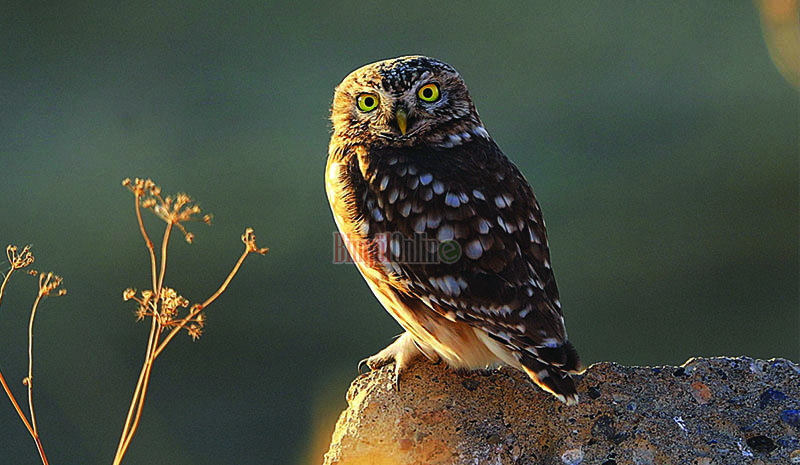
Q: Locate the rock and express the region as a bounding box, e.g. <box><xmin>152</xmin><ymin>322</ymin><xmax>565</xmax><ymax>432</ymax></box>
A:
<box><xmin>323</xmin><ymin>357</ymin><xmax>800</xmax><ymax>465</ymax></box>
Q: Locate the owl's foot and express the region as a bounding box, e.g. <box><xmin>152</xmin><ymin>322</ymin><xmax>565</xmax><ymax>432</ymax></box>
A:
<box><xmin>359</xmin><ymin>332</ymin><xmax>439</xmax><ymax>390</ymax></box>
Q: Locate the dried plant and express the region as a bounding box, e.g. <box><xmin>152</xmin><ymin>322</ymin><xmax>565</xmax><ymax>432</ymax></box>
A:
<box><xmin>0</xmin><ymin>245</ymin><xmax>66</xmax><ymax>465</ymax></box>
<box><xmin>1</xmin><ymin>177</ymin><xmax>267</xmax><ymax>465</ymax></box>
<box><xmin>113</xmin><ymin>178</ymin><xmax>268</xmax><ymax>465</ymax></box>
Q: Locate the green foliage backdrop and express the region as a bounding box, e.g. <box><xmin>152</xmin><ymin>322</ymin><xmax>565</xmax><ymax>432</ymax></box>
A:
<box><xmin>0</xmin><ymin>1</ymin><xmax>797</xmax><ymax>464</ymax></box>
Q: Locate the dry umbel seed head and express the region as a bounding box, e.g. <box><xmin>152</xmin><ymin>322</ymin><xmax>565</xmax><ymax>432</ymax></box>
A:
<box><xmin>124</xmin><ymin>177</ymin><xmax>210</xmax><ymax>243</ymax></box>
<box><xmin>37</xmin><ymin>273</ymin><xmax>66</xmax><ymax>298</ymax></box>
<box><xmin>6</xmin><ymin>245</ymin><xmax>35</xmax><ymax>270</ymax></box>
<box><xmin>242</xmin><ymin>228</ymin><xmax>269</xmax><ymax>255</ymax></box>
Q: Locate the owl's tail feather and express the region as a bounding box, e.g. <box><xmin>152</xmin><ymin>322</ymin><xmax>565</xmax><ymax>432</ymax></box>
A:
<box><xmin>535</xmin><ymin>340</ymin><xmax>582</xmax><ymax>372</ymax></box>
<box><xmin>520</xmin><ymin>350</ymin><xmax>580</xmax><ymax>405</ymax></box>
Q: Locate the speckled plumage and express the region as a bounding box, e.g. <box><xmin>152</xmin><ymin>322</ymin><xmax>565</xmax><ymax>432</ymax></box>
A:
<box><xmin>326</xmin><ymin>56</ymin><xmax>581</xmax><ymax>404</ymax></box>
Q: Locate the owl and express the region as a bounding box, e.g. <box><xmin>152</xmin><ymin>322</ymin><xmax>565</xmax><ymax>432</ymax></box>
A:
<box><xmin>326</xmin><ymin>56</ymin><xmax>581</xmax><ymax>404</ymax></box>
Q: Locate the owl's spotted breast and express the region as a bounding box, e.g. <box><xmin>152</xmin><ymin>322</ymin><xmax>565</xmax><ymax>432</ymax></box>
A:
<box><xmin>327</xmin><ymin>56</ymin><xmax>581</xmax><ymax>404</ymax></box>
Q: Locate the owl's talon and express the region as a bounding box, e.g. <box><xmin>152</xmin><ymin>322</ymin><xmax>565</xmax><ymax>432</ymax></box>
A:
<box><xmin>392</xmin><ymin>365</ymin><xmax>401</xmax><ymax>392</ymax></box>
<box><xmin>360</xmin><ymin>332</ymin><xmax>426</xmax><ymax>389</ymax></box>
<box><xmin>357</xmin><ymin>357</ymin><xmax>370</xmax><ymax>375</ymax></box>
<box><xmin>363</xmin><ymin>351</ymin><xmax>394</xmax><ymax>371</ymax></box>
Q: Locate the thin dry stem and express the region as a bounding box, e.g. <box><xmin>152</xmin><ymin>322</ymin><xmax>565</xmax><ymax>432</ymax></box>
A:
<box><xmin>0</xmin><ymin>272</ymin><xmax>12</xmax><ymax>308</ymax></box>
<box><xmin>135</xmin><ymin>188</ymin><xmax>159</xmax><ymax>294</ymax></box>
<box><xmin>0</xmin><ymin>369</ymin><xmax>47</xmax><ymax>465</ymax></box>
<box><xmin>0</xmin><ymin>369</ymin><xmax>36</xmax><ymax>440</ymax></box>
<box><xmin>27</xmin><ymin>292</ymin><xmax>43</xmax><ymax>437</ymax></box>
<box><xmin>155</xmin><ymin>222</ymin><xmax>173</xmax><ymax>297</ymax></box>
<box><xmin>0</xmin><ymin>247</ymin><xmax>60</xmax><ymax>465</ymax></box>
<box><xmin>1</xmin><ymin>367</ymin><xmax>48</xmax><ymax>465</ymax></box>
<box><xmin>115</xmin><ymin>322</ymin><xmax>160</xmax><ymax>464</ymax></box>
<box><xmin>113</xmin><ymin>316</ymin><xmax>158</xmax><ymax>463</ymax></box>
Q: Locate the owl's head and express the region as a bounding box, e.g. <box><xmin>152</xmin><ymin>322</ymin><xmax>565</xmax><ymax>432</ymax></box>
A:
<box><xmin>330</xmin><ymin>56</ymin><xmax>484</xmax><ymax>148</ymax></box>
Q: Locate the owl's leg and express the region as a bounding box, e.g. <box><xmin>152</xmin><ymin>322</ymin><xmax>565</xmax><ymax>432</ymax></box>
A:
<box><xmin>360</xmin><ymin>332</ymin><xmax>439</xmax><ymax>389</ymax></box>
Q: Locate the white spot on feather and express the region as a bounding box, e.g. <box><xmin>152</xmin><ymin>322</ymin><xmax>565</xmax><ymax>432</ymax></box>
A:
<box><xmin>442</xmin><ymin>275</ymin><xmax>462</xmax><ymax>296</ymax></box>
<box><xmin>472</xmin><ymin>189</ymin><xmax>485</xmax><ymax>200</ymax></box>
<box><xmin>426</xmin><ymin>214</ymin><xmax>442</xmax><ymax>229</ymax></box>
<box><xmin>388</xmin><ymin>188</ymin><xmax>399</xmax><ymax>204</ymax></box>
<box><xmin>496</xmin><ymin>216</ymin><xmax>505</xmax><ymax>229</ymax></box>
<box><xmin>476</xmin><ymin>218</ymin><xmax>491</xmax><ymax>234</ymax></box>
<box><xmin>419</xmin><ymin>173</ymin><xmax>433</xmax><ymax>185</ymax></box>
<box><xmin>465</xmin><ymin>239</ymin><xmax>483</xmax><ymax>259</ymax></box>
<box><xmin>399</xmin><ymin>201</ymin><xmax>411</xmax><ymax>217</ymax></box>
<box><xmin>379</xmin><ymin>175</ymin><xmax>389</xmax><ymax>191</ymax></box>
<box><xmin>499</xmin><ymin>217</ymin><xmax>516</xmax><ymax>233</ymax></box>
<box><xmin>529</xmin><ymin>229</ymin><xmax>541</xmax><ymax>244</ymax></box>
<box><xmin>437</xmin><ymin>224</ymin><xmax>454</xmax><ymax>241</ymax></box>
<box><xmin>445</xmin><ymin>192</ymin><xmax>461</xmax><ymax>208</ymax></box>
<box><xmin>539</xmin><ymin>338</ymin><xmax>561</xmax><ymax>349</ymax></box>
<box><xmin>412</xmin><ymin>216</ymin><xmax>426</xmax><ymax>233</ymax></box>
<box><xmin>432</xmin><ymin>181</ymin><xmax>445</xmax><ymax>195</ymax></box>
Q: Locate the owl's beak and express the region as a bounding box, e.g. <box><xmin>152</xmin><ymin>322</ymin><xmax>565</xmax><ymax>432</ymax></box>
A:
<box><xmin>395</xmin><ymin>108</ymin><xmax>408</xmax><ymax>136</ymax></box>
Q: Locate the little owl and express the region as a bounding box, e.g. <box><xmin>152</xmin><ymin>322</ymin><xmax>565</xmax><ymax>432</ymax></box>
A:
<box><xmin>326</xmin><ymin>56</ymin><xmax>581</xmax><ymax>404</ymax></box>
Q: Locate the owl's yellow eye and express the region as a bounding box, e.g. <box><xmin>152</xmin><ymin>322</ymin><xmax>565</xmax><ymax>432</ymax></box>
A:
<box><xmin>417</xmin><ymin>83</ymin><xmax>440</xmax><ymax>102</ymax></box>
<box><xmin>357</xmin><ymin>93</ymin><xmax>379</xmax><ymax>112</ymax></box>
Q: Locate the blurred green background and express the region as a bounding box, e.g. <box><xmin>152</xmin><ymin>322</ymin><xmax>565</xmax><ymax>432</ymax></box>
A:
<box><xmin>1</xmin><ymin>1</ymin><xmax>797</xmax><ymax>464</ymax></box>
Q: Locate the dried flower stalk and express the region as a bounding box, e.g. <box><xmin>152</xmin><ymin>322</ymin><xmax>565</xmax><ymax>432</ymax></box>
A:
<box><xmin>0</xmin><ymin>245</ymin><xmax>65</xmax><ymax>465</ymax></box>
<box><xmin>113</xmin><ymin>178</ymin><xmax>267</xmax><ymax>465</ymax></box>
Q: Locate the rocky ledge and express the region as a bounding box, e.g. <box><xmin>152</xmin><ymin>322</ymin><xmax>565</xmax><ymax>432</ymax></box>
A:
<box><xmin>323</xmin><ymin>357</ymin><xmax>800</xmax><ymax>465</ymax></box>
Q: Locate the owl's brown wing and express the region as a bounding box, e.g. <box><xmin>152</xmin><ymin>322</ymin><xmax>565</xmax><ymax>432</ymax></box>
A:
<box><xmin>357</xmin><ymin>137</ymin><xmax>581</xmax><ymax>380</ymax></box>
